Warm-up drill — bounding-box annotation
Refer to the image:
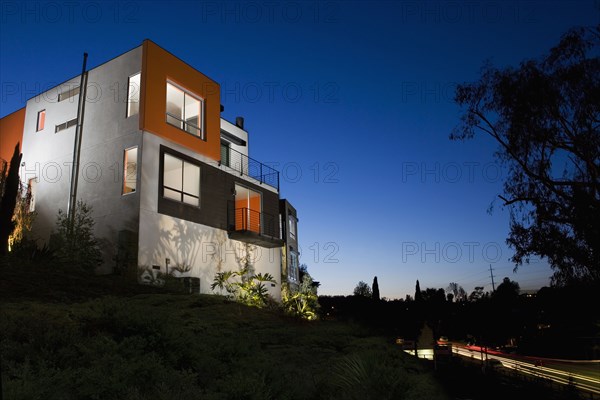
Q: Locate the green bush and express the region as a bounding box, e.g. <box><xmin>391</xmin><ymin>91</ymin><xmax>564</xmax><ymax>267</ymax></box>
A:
<box><xmin>282</xmin><ymin>275</ymin><xmax>319</xmax><ymax>321</ymax></box>
<box><xmin>210</xmin><ymin>267</ymin><xmax>276</xmax><ymax>308</ymax></box>
<box><xmin>53</xmin><ymin>201</ymin><xmax>102</xmax><ymax>271</ymax></box>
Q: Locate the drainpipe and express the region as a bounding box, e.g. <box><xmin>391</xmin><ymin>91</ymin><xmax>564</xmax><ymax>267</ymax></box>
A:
<box><xmin>67</xmin><ymin>53</ymin><xmax>88</xmax><ymax>233</ymax></box>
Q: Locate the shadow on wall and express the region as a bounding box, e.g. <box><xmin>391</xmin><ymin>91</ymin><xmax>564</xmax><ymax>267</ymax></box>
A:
<box><xmin>137</xmin><ymin>214</ymin><xmax>278</xmax><ymax>296</ymax></box>
<box><xmin>139</xmin><ymin>217</ymin><xmax>226</xmax><ymax>293</ymax></box>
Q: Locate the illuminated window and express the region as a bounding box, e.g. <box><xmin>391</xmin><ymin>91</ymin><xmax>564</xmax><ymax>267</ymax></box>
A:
<box><xmin>123</xmin><ymin>147</ymin><xmax>137</xmax><ymax>194</ymax></box>
<box><xmin>28</xmin><ymin>177</ymin><xmax>37</xmax><ymax>212</ymax></box>
<box><xmin>163</xmin><ymin>153</ymin><xmax>200</xmax><ymax>206</ymax></box>
<box><xmin>127</xmin><ymin>73</ymin><xmax>141</xmax><ymax>117</ymax></box>
<box><xmin>36</xmin><ymin>110</ymin><xmax>46</xmax><ymax>131</ymax></box>
<box><xmin>166</xmin><ymin>82</ymin><xmax>204</xmax><ymax>138</ymax></box>
<box><xmin>289</xmin><ymin>250</ymin><xmax>299</xmax><ymax>282</ymax></box>
<box><xmin>289</xmin><ymin>215</ymin><xmax>296</xmax><ymax>239</ymax></box>
<box><xmin>234</xmin><ymin>184</ymin><xmax>261</xmax><ymax>232</ymax></box>
<box><xmin>58</xmin><ymin>86</ymin><xmax>80</xmax><ymax>102</ymax></box>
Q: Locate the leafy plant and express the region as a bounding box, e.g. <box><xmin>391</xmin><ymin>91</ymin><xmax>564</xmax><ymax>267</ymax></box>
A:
<box><xmin>210</xmin><ymin>269</ymin><xmax>276</xmax><ymax>308</ymax></box>
<box><xmin>282</xmin><ymin>274</ymin><xmax>319</xmax><ymax>321</ymax></box>
<box><xmin>53</xmin><ymin>201</ymin><xmax>102</xmax><ymax>271</ymax></box>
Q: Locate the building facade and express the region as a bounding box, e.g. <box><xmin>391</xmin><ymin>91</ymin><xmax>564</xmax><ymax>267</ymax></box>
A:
<box><xmin>0</xmin><ymin>40</ymin><xmax>296</xmax><ymax>300</ymax></box>
<box><xmin>280</xmin><ymin>199</ymin><xmax>300</xmax><ymax>288</ymax></box>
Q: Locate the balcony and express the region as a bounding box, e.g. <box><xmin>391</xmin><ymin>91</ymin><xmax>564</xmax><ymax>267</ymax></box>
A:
<box><xmin>227</xmin><ymin>205</ymin><xmax>284</xmax><ymax>248</ymax></box>
<box><xmin>220</xmin><ymin>143</ymin><xmax>279</xmax><ymax>191</ymax></box>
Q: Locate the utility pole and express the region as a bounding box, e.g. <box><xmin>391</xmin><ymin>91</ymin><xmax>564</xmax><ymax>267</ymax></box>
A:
<box><xmin>489</xmin><ymin>264</ymin><xmax>496</xmax><ymax>292</ymax></box>
<box><xmin>67</xmin><ymin>53</ymin><xmax>88</xmax><ymax>233</ymax></box>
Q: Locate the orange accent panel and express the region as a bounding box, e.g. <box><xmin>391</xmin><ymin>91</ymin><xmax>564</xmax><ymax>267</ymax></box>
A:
<box><xmin>0</xmin><ymin>108</ymin><xmax>25</xmax><ymax>162</ymax></box>
<box><xmin>235</xmin><ymin>198</ymin><xmax>246</xmax><ymax>230</ymax></box>
<box><xmin>140</xmin><ymin>40</ymin><xmax>221</xmax><ymax>161</ymax></box>
<box><xmin>249</xmin><ymin>193</ymin><xmax>261</xmax><ymax>233</ymax></box>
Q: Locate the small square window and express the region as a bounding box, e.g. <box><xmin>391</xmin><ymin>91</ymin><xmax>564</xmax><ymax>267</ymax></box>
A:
<box><xmin>36</xmin><ymin>110</ymin><xmax>46</xmax><ymax>131</ymax></box>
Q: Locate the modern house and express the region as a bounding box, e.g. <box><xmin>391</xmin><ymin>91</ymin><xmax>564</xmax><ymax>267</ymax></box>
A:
<box><xmin>0</xmin><ymin>40</ymin><xmax>299</xmax><ymax>300</ymax></box>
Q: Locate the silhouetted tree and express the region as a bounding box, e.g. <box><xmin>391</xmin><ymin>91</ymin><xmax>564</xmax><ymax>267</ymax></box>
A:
<box><xmin>468</xmin><ymin>286</ymin><xmax>486</xmax><ymax>302</ymax></box>
<box><xmin>446</xmin><ymin>282</ymin><xmax>467</xmax><ymax>302</ymax></box>
<box><xmin>0</xmin><ymin>144</ymin><xmax>22</xmax><ymax>255</ymax></box>
<box><xmin>453</xmin><ymin>26</ymin><xmax>600</xmax><ymax>287</ymax></box>
<box><xmin>493</xmin><ymin>277</ymin><xmax>520</xmax><ymax>301</ymax></box>
<box><xmin>415</xmin><ymin>280</ymin><xmax>422</xmax><ymax>302</ymax></box>
<box><xmin>421</xmin><ymin>288</ymin><xmax>446</xmax><ymax>304</ymax></box>
<box><xmin>372</xmin><ymin>276</ymin><xmax>380</xmax><ymax>301</ymax></box>
<box><xmin>353</xmin><ymin>281</ymin><xmax>372</xmax><ymax>298</ymax></box>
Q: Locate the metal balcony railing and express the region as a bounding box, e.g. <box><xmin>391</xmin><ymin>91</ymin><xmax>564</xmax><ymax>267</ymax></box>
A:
<box><xmin>227</xmin><ymin>206</ymin><xmax>280</xmax><ymax>239</ymax></box>
<box><xmin>221</xmin><ymin>144</ymin><xmax>279</xmax><ymax>191</ymax></box>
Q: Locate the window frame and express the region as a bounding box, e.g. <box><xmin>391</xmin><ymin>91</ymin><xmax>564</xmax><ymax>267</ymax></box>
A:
<box><xmin>122</xmin><ymin>147</ymin><xmax>138</xmax><ymax>195</ymax></box>
<box><xmin>165</xmin><ymin>81</ymin><xmax>205</xmax><ymax>140</ymax></box>
<box><xmin>160</xmin><ymin>148</ymin><xmax>201</xmax><ymax>208</ymax></box>
<box><xmin>58</xmin><ymin>86</ymin><xmax>80</xmax><ymax>102</ymax></box>
<box><xmin>55</xmin><ymin>118</ymin><xmax>77</xmax><ymax>133</ymax></box>
<box><xmin>127</xmin><ymin>72</ymin><xmax>141</xmax><ymax>118</ymax></box>
<box><xmin>27</xmin><ymin>177</ymin><xmax>38</xmax><ymax>212</ymax></box>
<box><xmin>220</xmin><ymin>140</ymin><xmax>231</xmax><ymax>167</ymax></box>
<box><xmin>36</xmin><ymin>110</ymin><xmax>46</xmax><ymax>132</ymax></box>
<box><xmin>289</xmin><ymin>215</ymin><xmax>297</xmax><ymax>239</ymax></box>
<box><xmin>289</xmin><ymin>249</ymin><xmax>299</xmax><ymax>282</ymax></box>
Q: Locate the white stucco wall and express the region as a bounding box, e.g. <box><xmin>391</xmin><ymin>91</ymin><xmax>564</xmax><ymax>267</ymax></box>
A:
<box><xmin>138</xmin><ymin>132</ymin><xmax>282</xmax><ymax>299</ymax></box>
<box><xmin>20</xmin><ymin>46</ymin><xmax>143</xmax><ymax>273</ymax></box>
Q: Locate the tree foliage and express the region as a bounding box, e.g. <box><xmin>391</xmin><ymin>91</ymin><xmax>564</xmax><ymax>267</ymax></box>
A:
<box><xmin>453</xmin><ymin>26</ymin><xmax>600</xmax><ymax>286</ymax></box>
<box><xmin>282</xmin><ymin>270</ymin><xmax>319</xmax><ymax>320</ymax></box>
<box><xmin>446</xmin><ymin>282</ymin><xmax>467</xmax><ymax>302</ymax></box>
<box><xmin>353</xmin><ymin>281</ymin><xmax>372</xmax><ymax>298</ymax></box>
<box><xmin>0</xmin><ymin>144</ymin><xmax>22</xmax><ymax>255</ymax></box>
<box><xmin>493</xmin><ymin>277</ymin><xmax>521</xmax><ymax>301</ymax></box>
<box><xmin>54</xmin><ymin>200</ymin><xmax>102</xmax><ymax>271</ymax></box>
<box><xmin>414</xmin><ymin>280</ymin><xmax>422</xmax><ymax>302</ymax></box>
<box><xmin>372</xmin><ymin>276</ymin><xmax>380</xmax><ymax>301</ymax></box>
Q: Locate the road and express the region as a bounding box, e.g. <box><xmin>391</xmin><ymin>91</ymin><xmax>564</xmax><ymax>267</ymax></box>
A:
<box><xmin>452</xmin><ymin>344</ymin><xmax>600</xmax><ymax>396</ymax></box>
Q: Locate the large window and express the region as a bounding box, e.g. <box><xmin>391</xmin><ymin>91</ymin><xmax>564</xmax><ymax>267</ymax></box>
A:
<box><xmin>166</xmin><ymin>82</ymin><xmax>203</xmax><ymax>138</ymax></box>
<box><xmin>289</xmin><ymin>215</ymin><xmax>296</xmax><ymax>239</ymax></box>
<box><xmin>234</xmin><ymin>184</ymin><xmax>261</xmax><ymax>233</ymax></box>
<box><xmin>123</xmin><ymin>147</ymin><xmax>137</xmax><ymax>194</ymax></box>
<box><xmin>163</xmin><ymin>153</ymin><xmax>200</xmax><ymax>206</ymax></box>
<box><xmin>127</xmin><ymin>73</ymin><xmax>141</xmax><ymax>117</ymax></box>
<box><xmin>289</xmin><ymin>250</ymin><xmax>299</xmax><ymax>282</ymax></box>
<box><xmin>36</xmin><ymin>110</ymin><xmax>45</xmax><ymax>131</ymax></box>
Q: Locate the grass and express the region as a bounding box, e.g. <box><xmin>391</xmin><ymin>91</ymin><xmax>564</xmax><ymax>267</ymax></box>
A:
<box><xmin>0</xmin><ymin>264</ymin><xmax>449</xmax><ymax>400</ymax></box>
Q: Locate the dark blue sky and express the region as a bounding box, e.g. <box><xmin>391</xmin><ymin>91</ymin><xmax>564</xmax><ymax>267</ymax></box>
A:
<box><xmin>1</xmin><ymin>0</ymin><xmax>598</xmax><ymax>298</ymax></box>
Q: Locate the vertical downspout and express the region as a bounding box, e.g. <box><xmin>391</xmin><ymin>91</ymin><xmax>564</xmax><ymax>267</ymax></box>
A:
<box><xmin>67</xmin><ymin>53</ymin><xmax>89</xmax><ymax>232</ymax></box>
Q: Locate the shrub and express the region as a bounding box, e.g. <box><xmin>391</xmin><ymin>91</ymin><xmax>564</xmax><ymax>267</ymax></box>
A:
<box><xmin>282</xmin><ymin>274</ymin><xmax>319</xmax><ymax>321</ymax></box>
<box><xmin>53</xmin><ymin>201</ymin><xmax>102</xmax><ymax>271</ymax></box>
<box><xmin>210</xmin><ymin>267</ymin><xmax>276</xmax><ymax>308</ymax></box>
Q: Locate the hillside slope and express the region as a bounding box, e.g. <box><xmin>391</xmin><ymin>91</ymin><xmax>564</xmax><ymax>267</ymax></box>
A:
<box><xmin>0</xmin><ymin>266</ymin><xmax>448</xmax><ymax>400</ymax></box>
